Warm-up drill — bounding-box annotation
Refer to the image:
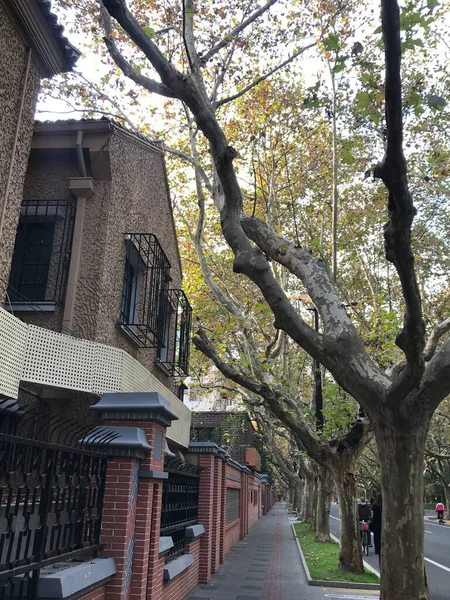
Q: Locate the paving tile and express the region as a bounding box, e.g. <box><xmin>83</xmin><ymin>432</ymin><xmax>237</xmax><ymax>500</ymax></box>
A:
<box><xmin>187</xmin><ymin>502</ymin><xmax>330</xmax><ymax>600</ymax></box>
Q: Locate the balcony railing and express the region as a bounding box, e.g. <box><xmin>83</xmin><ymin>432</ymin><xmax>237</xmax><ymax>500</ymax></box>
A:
<box><xmin>157</xmin><ymin>289</ymin><xmax>192</xmax><ymax>377</ymax></box>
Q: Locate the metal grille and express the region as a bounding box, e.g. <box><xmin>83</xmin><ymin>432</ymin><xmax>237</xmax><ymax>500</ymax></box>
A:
<box><xmin>157</xmin><ymin>290</ymin><xmax>192</xmax><ymax>377</ymax></box>
<box><xmin>0</xmin><ymin>309</ymin><xmax>28</xmax><ymax>398</ymax></box>
<box><xmin>119</xmin><ymin>234</ymin><xmax>171</xmax><ymax>348</ymax></box>
<box><xmin>226</xmin><ymin>488</ymin><xmax>240</xmax><ymax>525</ymax></box>
<box><xmin>0</xmin><ymin>414</ymin><xmax>110</xmax><ymax>600</ymax></box>
<box><xmin>7</xmin><ymin>200</ymin><xmax>75</xmax><ymax>306</ymax></box>
<box><xmin>160</xmin><ymin>459</ymin><xmax>200</xmax><ymax>562</ymax></box>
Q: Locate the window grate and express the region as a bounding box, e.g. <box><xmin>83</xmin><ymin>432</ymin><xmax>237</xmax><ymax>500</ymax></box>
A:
<box><xmin>157</xmin><ymin>289</ymin><xmax>192</xmax><ymax>376</ymax></box>
<box><xmin>119</xmin><ymin>233</ymin><xmax>171</xmax><ymax>348</ymax></box>
<box><xmin>7</xmin><ymin>200</ymin><xmax>75</xmax><ymax>306</ymax></box>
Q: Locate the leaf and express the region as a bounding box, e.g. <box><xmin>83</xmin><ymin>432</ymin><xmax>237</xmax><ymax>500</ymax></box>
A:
<box><xmin>426</xmin><ymin>94</ymin><xmax>447</xmax><ymax>111</ymax></box>
<box><xmin>356</xmin><ymin>92</ymin><xmax>371</xmax><ymax>109</ymax></box>
<box><xmin>143</xmin><ymin>26</ymin><xmax>156</xmax><ymax>38</ymax></box>
<box><xmin>323</xmin><ymin>33</ymin><xmax>339</xmax><ymax>52</ymax></box>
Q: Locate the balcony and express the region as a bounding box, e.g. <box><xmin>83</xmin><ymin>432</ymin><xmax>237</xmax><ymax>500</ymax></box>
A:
<box><xmin>0</xmin><ymin>307</ymin><xmax>191</xmax><ymax>448</ymax></box>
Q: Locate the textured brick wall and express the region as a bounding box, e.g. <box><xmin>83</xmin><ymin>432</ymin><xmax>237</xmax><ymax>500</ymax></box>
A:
<box><xmin>76</xmin><ymin>584</ymin><xmax>107</xmax><ymax>600</ymax></box>
<box><xmin>161</xmin><ymin>538</ymin><xmax>200</xmax><ymax>600</ymax></box>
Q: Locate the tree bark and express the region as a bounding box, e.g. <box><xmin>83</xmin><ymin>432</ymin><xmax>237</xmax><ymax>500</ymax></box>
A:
<box><xmin>334</xmin><ymin>468</ymin><xmax>364</xmax><ymax>573</ymax></box>
<box><xmin>375</xmin><ymin>409</ymin><xmax>432</xmax><ymax>600</ymax></box>
<box><xmin>316</xmin><ymin>467</ymin><xmax>332</xmax><ymax>542</ymax></box>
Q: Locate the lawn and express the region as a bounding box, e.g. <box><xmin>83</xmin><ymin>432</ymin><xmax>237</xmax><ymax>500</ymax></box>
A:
<box><xmin>293</xmin><ymin>523</ymin><xmax>379</xmax><ymax>584</ymax></box>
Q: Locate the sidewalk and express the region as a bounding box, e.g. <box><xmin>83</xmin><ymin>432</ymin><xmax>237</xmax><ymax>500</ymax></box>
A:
<box><xmin>186</xmin><ymin>502</ymin><xmax>329</xmax><ymax>600</ymax></box>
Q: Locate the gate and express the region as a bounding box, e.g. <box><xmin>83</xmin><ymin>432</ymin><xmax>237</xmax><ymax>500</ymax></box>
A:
<box><xmin>0</xmin><ymin>400</ymin><xmax>113</xmax><ymax>600</ymax></box>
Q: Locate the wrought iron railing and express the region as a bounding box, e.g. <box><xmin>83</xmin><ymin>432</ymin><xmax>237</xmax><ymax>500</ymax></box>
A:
<box><xmin>157</xmin><ymin>289</ymin><xmax>192</xmax><ymax>377</ymax></box>
<box><xmin>119</xmin><ymin>233</ymin><xmax>171</xmax><ymax>348</ymax></box>
<box><xmin>0</xmin><ymin>401</ymin><xmax>112</xmax><ymax>600</ymax></box>
<box><xmin>160</xmin><ymin>458</ymin><xmax>200</xmax><ymax>562</ymax></box>
<box><xmin>7</xmin><ymin>200</ymin><xmax>75</xmax><ymax>307</ymax></box>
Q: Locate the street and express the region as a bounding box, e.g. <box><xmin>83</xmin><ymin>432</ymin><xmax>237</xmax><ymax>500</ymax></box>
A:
<box><xmin>329</xmin><ymin>504</ymin><xmax>450</xmax><ymax>600</ymax></box>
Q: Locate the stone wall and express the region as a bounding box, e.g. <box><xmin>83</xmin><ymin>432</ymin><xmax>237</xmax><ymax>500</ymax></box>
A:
<box><xmin>0</xmin><ymin>3</ymin><xmax>41</xmax><ymax>298</ymax></box>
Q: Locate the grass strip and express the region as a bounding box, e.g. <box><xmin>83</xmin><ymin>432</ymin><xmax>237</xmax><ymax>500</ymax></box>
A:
<box><xmin>294</xmin><ymin>523</ymin><xmax>379</xmax><ymax>584</ymax></box>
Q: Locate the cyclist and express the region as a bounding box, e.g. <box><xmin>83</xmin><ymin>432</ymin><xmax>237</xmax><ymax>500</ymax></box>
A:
<box><xmin>358</xmin><ymin>497</ymin><xmax>372</xmax><ymax>547</ymax></box>
<box><xmin>435</xmin><ymin>501</ymin><xmax>445</xmax><ymax>522</ymax></box>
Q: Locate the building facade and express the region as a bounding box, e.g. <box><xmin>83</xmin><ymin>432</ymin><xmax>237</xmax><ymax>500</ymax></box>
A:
<box><xmin>0</xmin><ymin>0</ymin><xmax>79</xmax><ymax>297</ymax></box>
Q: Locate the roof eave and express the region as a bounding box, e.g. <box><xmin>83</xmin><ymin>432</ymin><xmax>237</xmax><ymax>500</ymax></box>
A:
<box><xmin>3</xmin><ymin>0</ymin><xmax>80</xmax><ymax>76</ymax></box>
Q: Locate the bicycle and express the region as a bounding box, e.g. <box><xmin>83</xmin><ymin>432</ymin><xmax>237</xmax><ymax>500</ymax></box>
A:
<box><xmin>360</xmin><ymin>521</ymin><xmax>370</xmax><ymax>556</ymax></box>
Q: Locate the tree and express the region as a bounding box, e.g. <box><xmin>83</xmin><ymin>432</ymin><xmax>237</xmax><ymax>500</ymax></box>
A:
<box><xmin>55</xmin><ymin>0</ymin><xmax>450</xmax><ymax>597</ymax></box>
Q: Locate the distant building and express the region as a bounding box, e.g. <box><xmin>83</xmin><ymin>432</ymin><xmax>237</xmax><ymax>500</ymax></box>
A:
<box><xmin>190</xmin><ymin>411</ymin><xmax>261</xmax><ymax>469</ymax></box>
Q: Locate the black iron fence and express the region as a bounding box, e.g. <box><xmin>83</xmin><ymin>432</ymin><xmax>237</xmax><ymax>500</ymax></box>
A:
<box><xmin>160</xmin><ymin>459</ymin><xmax>200</xmax><ymax>562</ymax></box>
<box><xmin>0</xmin><ymin>402</ymin><xmax>112</xmax><ymax>600</ymax></box>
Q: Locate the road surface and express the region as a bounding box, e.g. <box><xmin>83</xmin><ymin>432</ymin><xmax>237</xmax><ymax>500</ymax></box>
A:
<box><xmin>329</xmin><ymin>504</ymin><xmax>450</xmax><ymax>600</ymax></box>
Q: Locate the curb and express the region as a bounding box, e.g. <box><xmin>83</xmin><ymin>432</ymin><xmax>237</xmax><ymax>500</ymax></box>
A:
<box><xmin>292</xmin><ymin>523</ymin><xmax>380</xmax><ymax>591</ymax></box>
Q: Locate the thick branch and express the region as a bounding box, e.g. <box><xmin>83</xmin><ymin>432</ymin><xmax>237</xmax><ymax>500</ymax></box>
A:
<box><xmin>424</xmin><ymin>317</ymin><xmax>450</xmax><ymax>362</ymax></box>
<box><xmin>201</xmin><ymin>0</ymin><xmax>280</xmax><ymax>63</ymax></box>
<box><xmin>374</xmin><ymin>0</ymin><xmax>425</xmax><ymax>395</ymax></box>
<box><xmin>240</xmin><ymin>212</ymin><xmax>354</xmax><ymax>339</ymax></box>
<box><xmin>100</xmin><ymin>4</ymin><xmax>178</xmax><ymax>99</ymax></box>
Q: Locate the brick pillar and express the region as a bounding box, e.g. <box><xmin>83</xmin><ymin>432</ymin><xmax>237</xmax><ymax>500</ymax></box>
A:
<box><xmin>210</xmin><ymin>455</ymin><xmax>222</xmax><ymax>574</ymax></box>
<box><xmin>219</xmin><ymin>457</ymin><xmax>226</xmax><ymax>564</ymax></box>
<box><xmin>187</xmin><ymin>443</ymin><xmax>227</xmax><ymax>584</ymax></box>
<box><xmin>89</xmin><ymin>392</ymin><xmax>178</xmax><ymax>600</ymax></box>
<box><xmin>240</xmin><ymin>470</ymin><xmax>248</xmax><ymax>540</ymax></box>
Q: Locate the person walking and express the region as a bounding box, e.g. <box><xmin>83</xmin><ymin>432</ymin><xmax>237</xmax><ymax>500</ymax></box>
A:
<box><xmin>370</xmin><ymin>494</ymin><xmax>382</xmax><ymax>559</ymax></box>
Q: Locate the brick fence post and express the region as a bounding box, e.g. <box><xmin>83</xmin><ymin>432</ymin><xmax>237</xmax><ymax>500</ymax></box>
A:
<box><xmin>89</xmin><ymin>392</ymin><xmax>178</xmax><ymax>600</ymax></box>
<box><xmin>187</xmin><ymin>443</ymin><xmax>227</xmax><ymax>584</ymax></box>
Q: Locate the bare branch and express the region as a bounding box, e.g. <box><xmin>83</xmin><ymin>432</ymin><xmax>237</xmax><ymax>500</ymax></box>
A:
<box><xmin>201</xmin><ymin>0</ymin><xmax>280</xmax><ymax>63</ymax></box>
<box><xmin>424</xmin><ymin>317</ymin><xmax>450</xmax><ymax>362</ymax></box>
<box><xmin>216</xmin><ymin>44</ymin><xmax>316</xmax><ymax>108</ymax></box>
<box><xmin>193</xmin><ymin>328</ymin><xmax>329</xmax><ymax>465</ymax></box>
<box><xmin>163</xmin><ymin>144</ymin><xmax>213</xmax><ymax>193</ymax></box>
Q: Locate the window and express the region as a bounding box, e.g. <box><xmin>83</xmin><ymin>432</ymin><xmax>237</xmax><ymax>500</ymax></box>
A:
<box><xmin>119</xmin><ymin>233</ymin><xmax>171</xmax><ymax>348</ymax></box>
<box><xmin>7</xmin><ymin>200</ymin><xmax>75</xmax><ymax>306</ymax></box>
<box><xmin>226</xmin><ymin>488</ymin><xmax>240</xmax><ymax>524</ymax></box>
<box><xmin>191</xmin><ymin>427</ymin><xmax>219</xmax><ymax>443</ymax></box>
<box><xmin>156</xmin><ymin>289</ymin><xmax>192</xmax><ymax>376</ymax></box>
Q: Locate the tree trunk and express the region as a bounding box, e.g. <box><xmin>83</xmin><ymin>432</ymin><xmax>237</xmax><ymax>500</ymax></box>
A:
<box><xmin>445</xmin><ymin>485</ymin><xmax>450</xmax><ymax>519</ymax></box>
<box><xmin>294</xmin><ymin>480</ymin><xmax>304</xmax><ymax>515</ymax></box>
<box><xmin>302</xmin><ymin>475</ymin><xmax>315</xmax><ymax>524</ymax></box>
<box><xmin>316</xmin><ymin>467</ymin><xmax>332</xmax><ymax>542</ymax></box>
<box><xmin>335</xmin><ymin>468</ymin><xmax>364</xmax><ymax>573</ymax></box>
<box><xmin>309</xmin><ymin>471</ymin><xmax>319</xmax><ymax>532</ymax></box>
<box><xmin>375</xmin><ymin>411</ymin><xmax>432</xmax><ymax>600</ymax></box>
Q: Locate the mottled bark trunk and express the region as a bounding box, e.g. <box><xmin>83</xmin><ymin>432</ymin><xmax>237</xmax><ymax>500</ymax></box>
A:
<box><xmin>445</xmin><ymin>486</ymin><xmax>450</xmax><ymax>519</ymax></box>
<box><xmin>294</xmin><ymin>480</ymin><xmax>304</xmax><ymax>515</ymax></box>
<box><xmin>309</xmin><ymin>472</ymin><xmax>319</xmax><ymax>532</ymax></box>
<box><xmin>375</xmin><ymin>411</ymin><xmax>431</xmax><ymax>600</ymax></box>
<box><xmin>335</xmin><ymin>467</ymin><xmax>364</xmax><ymax>573</ymax></box>
<box><xmin>302</xmin><ymin>475</ymin><xmax>313</xmax><ymax>523</ymax></box>
<box><xmin>316</xmin><ymin>467</ymin><xmax>332</xmax><ymax>542</ymax></box>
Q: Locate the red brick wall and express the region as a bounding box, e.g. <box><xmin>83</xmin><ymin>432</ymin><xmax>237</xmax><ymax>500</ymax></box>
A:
<box><xmin>161</xmin><ymin>538</ymin><xmax>200</xmax><ymax>600</ymax></box>
<box><xmin>77</xmin><ymin>584</ymin><xmax>107</xmax><ymax>600</ymax></box>
<box><xmin>248</xmin><ymin>474</ymin><xmax>260</xmax><ymax>530</ymax></box>
<box><xmin>224</xmin><ymin>519</ymin><xmax>240</xmax><ymax>556</ymax></box>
